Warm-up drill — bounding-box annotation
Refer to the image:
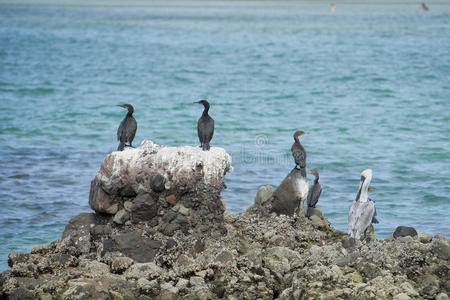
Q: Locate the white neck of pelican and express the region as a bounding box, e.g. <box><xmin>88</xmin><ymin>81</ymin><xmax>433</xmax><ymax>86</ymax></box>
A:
<box><xmin>356</xmin><ymin>169</ymin><xmax>372</xmax><ymax>202</ymax></box>
<box><xmin>358</xmin><ymin>182</ymin><xmax>369</xmax><ymax>202</ymax></box>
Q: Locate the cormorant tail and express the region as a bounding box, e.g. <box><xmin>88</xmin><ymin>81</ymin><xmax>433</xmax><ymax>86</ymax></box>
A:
<box><xmin>306</xmin><ymin>207</ymin><xmax>314</xmax><ymax>218</ymax></box>
<box><xmin>372</xmin><ymin>216</ymin><xmax>379</xmax><ymax>224</ymax></box>
<box><xmin>202</xmin><ymin>142</ymin><xmax>210</xmax><ymax>151</ymax></box>
<box><xmin>118</xmin><ymin>142</ymin><xmax>125</xmax><ymax>151</ymax></box>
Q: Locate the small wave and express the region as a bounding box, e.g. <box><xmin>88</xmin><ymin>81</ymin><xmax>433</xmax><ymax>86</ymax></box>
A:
<box><xmin>1</xmin><ymin>218</ymin><xmax>22</xmax><ymax>225</ymax></box>
<box><xmin>101</xmin><ymin>81</ymin><xmax>128</xmax><ymax>86</ymax></box>
<box><xmin>8</xmin><ymin>174</ymin><xmax>30</xmax><ymax>179</ymax></box>
<box><xmin>173</xmin><ymin>76</ymin><xmax>193</xmax><ymax>83</ymax></box>
<box><xmin>423</xmin><ymin>196</ymin><xmax>449</xmax><ymax>205</ymax></box>
<box><xmin>332</xmin><ymin>76</ymin><xmax>355</xmax><ymax>82</ymax></box>
<box><xmin>0</xmin><ymin>87</ymin><xmax>55</xmax><ymax>95</ymax></box>
<box><xmin>371</xmin><ymin>77</ymin><xmax>388</xmax><ymax>82</ymax></box>
<box><xmin>0</xmin><ymin>127</ymin><xmax>21</xmax><ymax>134</ymax></box>
<box><xmin>368</xmin><ymin>88</ymin><xmax>393</xmax><ymax>94</ymax></box>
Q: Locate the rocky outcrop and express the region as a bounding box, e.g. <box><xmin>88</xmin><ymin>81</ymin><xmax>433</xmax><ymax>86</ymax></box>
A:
<box><xmin>89</xmin><ymin>140</ymin><xmax>232</xmax><ymax>235</ymax></box>
<box><xmin>1</xmin><ymin>143</ymin><xmax>449</xmax><ymax>299</ymax></box>
<box><xmin>2</xmin><ymin>206</ymin><xmax>449</xmax><ymax>299</ymax></box>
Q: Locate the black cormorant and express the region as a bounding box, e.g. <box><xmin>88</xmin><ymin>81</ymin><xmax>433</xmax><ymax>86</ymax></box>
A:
<box><xmin>306</xmin><ymin>170</ymin><xmax>322</xmax><ymax>217</ymax></box>
<box><xmin>291</xmin><ymin>131</ymin><xmax>308</xmax><ymax>177</ymax></box>
<box><xmin>116</xmin><ymin>104</ymin><xmax>137</xmax><ymax>151</ymax></box>
<box><xmin>194</xmin><ymin>100</ymin><xmax>214</xmax><ymax>151</ymax></box>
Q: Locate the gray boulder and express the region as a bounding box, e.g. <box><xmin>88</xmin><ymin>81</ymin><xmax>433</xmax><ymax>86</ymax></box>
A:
<box><xmin>393</xmin><ymin>226</ymin><xmax>418</xmax><ymax>239</ymax></box>
<box><xmin>103</xmin><ymin>231</ymin><xmax>162</xmax><ymax>263</ymax></box>
<box><xmin>254</xmin><ymin>185</ymin><xmax>274</xmax><ymax>206</ymax></box>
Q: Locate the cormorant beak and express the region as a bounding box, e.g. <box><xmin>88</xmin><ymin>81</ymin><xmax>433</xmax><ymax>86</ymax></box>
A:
<box><xmin>368</xmin><ymin>188</ymin><xmax>375</xmax><ymax>192</ymax></box>
<box><xmin>308</xmin><ymin>170</ymin><xmax>314</xmax><ymax>174</ymax></box>
<box><xmin>116</xmin><ymin>104</ymin><xmax>126</xmax><ymax>108</ymax></box>
<box><xmin>193</xmin><ymin>101</ymin><xmax>200</xmax><ymax>104</ymax></box>
<box><xmin>302</xmin><ymin>132</ymin><xmax>309</xmax><ymax>135</ymax></box>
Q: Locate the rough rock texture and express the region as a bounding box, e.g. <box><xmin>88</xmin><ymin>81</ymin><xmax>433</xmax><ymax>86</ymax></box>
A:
<box><xmin>2</xmin><ymin>204</ymin><xmax>448</xmax><ymax>299</ymax></box>
<box><xmin>1</xmin><ymin>146</ymin><xmax>449</xmax><ymax>299</ymax></box>
<box><xmin>261</xmin><ymin>168</ymin><xmax>309</xmax><ymax>216</ymax></box>
<box><xmin>89</xmin><ymin>139</ymin><xmax>232</xmax><ymax>234</ymax></box>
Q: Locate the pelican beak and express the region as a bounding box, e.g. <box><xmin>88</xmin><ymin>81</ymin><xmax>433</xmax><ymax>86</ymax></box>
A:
<box><xmin>355</xmin><ymin>175</ymin><xmax>366</xmax><ymax>202</ymax></box>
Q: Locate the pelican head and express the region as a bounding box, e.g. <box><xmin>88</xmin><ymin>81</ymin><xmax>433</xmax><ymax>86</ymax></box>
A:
<box><xmin>355</xmin><ymin>169</ymin><xmax>372</xmax><ymax>202</ymax></box>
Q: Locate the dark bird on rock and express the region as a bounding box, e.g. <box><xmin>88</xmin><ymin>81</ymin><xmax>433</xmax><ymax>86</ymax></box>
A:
<box><xmin>291</xmin><ymin>131</ymin><xmax>308</xmax><ymax>177</ymax></box>
<box><xmin>306</xmin><ymin>170</ymin><xmax>322</xmax><ymax>218</ymax></box>
<box><xmin>422</xmin><ymin>3</ymin><xmax>429</xmax><ymax>10</ymax></box>
<box><xmin>116</xmin><ymin>104</ymin><xmax>137</xmax><ymax>151</ymax></box>
<box><xmin>194</xmin><ymin>100</ymin><xmax>214</xmax><ymax>151</ymax></box>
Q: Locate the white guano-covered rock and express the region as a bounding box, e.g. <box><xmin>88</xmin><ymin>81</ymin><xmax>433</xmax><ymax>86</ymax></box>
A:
<box><xmin>89</xmin><ymin>139</ymin><xmax>233</xmax><ymax>235</ymax></box>
<box><xmin>95</xmin><ymin>139</ymin><xmax>232</xmax><ymax>197</ymax></box>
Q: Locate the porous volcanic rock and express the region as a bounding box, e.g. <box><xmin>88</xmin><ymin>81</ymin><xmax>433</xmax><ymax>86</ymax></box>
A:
<box><xmin>2</xmin><ymin>207</ymin><xmax>448</xmax><ymax>299</ymax></box>
<box><xmin>89</xmin><ymin>139</ymin><xmax>232</xmax><ymax>235</ymax></box>
<box><xmin>1</xmin><ymin>142</ymin><xmax>449</xmax><ymax>299</ymax></box>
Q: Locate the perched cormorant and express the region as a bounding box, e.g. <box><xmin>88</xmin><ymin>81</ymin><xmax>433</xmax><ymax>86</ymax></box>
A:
<box><xmin>348</xmin><ymin>169</ymin><xmax>379</xmax><ymax>240</ymax></box>
<box><xmin>116</xmin><ymin>104</ymin><xmax>137</xmax><ymax>151</ymax></box>
<box><xmin>194</xmin><ymin>100</ymin><xmax>214</xmax><ymax>151</ymax></box>
<box><xmin>291</xmin><ymin>131</ymin><xmax>308</xmax><ymax>177</ymax></box>
<box><xmin>306</xmin><ymin>170</ymin><xmax>322</xmax><ymax>217</ymax></box>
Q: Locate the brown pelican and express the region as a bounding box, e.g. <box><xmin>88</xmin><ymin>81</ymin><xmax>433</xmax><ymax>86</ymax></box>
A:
<box><xmin>116</xmin><ymin>104</ymin><xmax>137</xmax><ymax>151</ymax></box>
<box><xmin>306</xmin><ymin>170</ymin><xmax>322</xmax><ymax>217</ymax></box>
<box><xmin>194</xmin><ymin>100</ymin><xmax>214</xmax><ymax>151</ymax></box>
<box><xmin>348</xmin><ymin>169</ymin><xmax>379</xmax><ymax>240</ymax></box>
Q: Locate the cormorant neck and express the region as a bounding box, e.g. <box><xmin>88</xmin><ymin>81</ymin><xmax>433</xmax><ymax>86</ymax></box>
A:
<box><xmin>314</xmin><ymin>176</ymin><xmax>319</xmax><ymax>184</ymax></box>
<box><xmin>294</xmin><ymin>135</ymin><xmax>300</xmax><ymax>144</ymax></box>
<box><xmin>127</xmin><ymin>110</ymin><xmax>133</xmax><ymax>117</ymax></box>
<box><xmin>202</xmin><ymin>103</ymin><xmax>210</xmax><ymax>116</ymax></box>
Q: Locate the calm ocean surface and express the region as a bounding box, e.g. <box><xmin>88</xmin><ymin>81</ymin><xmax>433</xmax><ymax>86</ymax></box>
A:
<box><xmin>1</xmin><ymin>0</ymin><xmax>449</xmax><ymax>271</ymax></box>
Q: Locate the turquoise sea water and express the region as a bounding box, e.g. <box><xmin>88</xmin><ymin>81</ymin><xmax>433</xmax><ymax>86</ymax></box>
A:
<box><xmin>1</xmin><ymin>0</ymin><xmax>449</xmax><ymax>271</ymax></box>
